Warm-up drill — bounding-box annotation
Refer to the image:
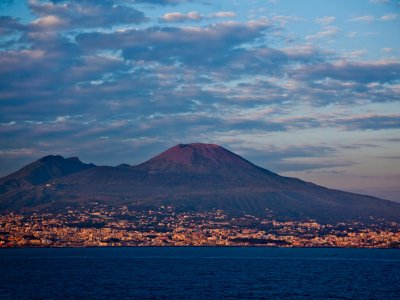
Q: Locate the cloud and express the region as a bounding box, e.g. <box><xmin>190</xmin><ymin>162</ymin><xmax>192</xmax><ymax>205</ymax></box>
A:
<box><xmin>206</xmin><ymin>80</ymin><xmax>291</xmax><ymax>105</ymax></box>
<box><xmin>192</xmin><ymin>44</ymin><xmax>328</xmax><ymax>80</ymax></box>
<box><xmin>161</xmin><ymin>11</ymin><xmax>202</xmax><ymax>22</ymax></box>
<box><xmin>381</xmin><ymin>13</ymin><xmax>399</xmax><ymax>21</ymax></box>
<box><xmin>342</xmin><ymin>50</ymin><xmax>367</xmax><ymax>59</ymax></box>
<box><xmin>348</xmin><ymin>13</ymin><xmax>398</xmax><ymax>23</ymax></box>
<box><xmin>280</xmin><ymin>75</ymin><xmax>400</xmax><ymax>107</ymax></box>
<box><xmin>315</xmin><ymin>16</ymin><xmax>335</xmax><ymax>25</ymax></box>
<box><xmin>160</xmin><ymin>11</ymin><xmax>236</xmax><ymax>23</ymax></box>
<box><xmin>292</xmin><ymin>60</ymin><xmax>400</xmax><ymax>83</ymax></box>
<box><xmin>231</xmin><ymin>144</ymin><xmax>347</xmax><ymax>172</ymax></box>
<box><xmin>0</xmin><ymin>148</ymin><xmax>36</xmax><ymax>158</ymax></box>
<box><xmin>349</xmin><ymin>15</ymin><xmax>375</xmax><ymax>23</ymax></box>
<box><xmin>213</xmin><ymin>11</ymin><xmax>236</xmax><ymax>18</ymax></box>
<box><xmin>0</xmin><ymin>46</ymin><xmax>130</xmax><ymax>122</ymax></box>
<box><xmin>31</xmin><ymin>15</ymin><xmax>66</xmax><ymax>28</ymax></box>
<box><xmin>28</xmin><ymin>0</ymin><xmax>148</xmax><ymax>29</ymax></box>
<box><xmin>306</xmin><ymin>26</ymin><xmax>339</xmax><ymax>40</ymax></box>
<box><xmin>337</xmin><ymin>115</ymin><xmax>400</xmax><ymax>130</ymax></box>
<box><xmin>275</xmin><ymin>161</ymin><xmax>352</xmax><ymax>172</ymax></box>
<box><xmin>77</xmin><ymin>20</ymin><xmax>271</xmax><ymax>65</ymax></box>
<box><xmin>271</xmin><ymin>15</ymin><xmax>303</xmax><ymax>26</ymax></box>
<box><xmin>0</xmin><ymin>16</ymin><xmax>25</xmax><ymax>35</ymax></box>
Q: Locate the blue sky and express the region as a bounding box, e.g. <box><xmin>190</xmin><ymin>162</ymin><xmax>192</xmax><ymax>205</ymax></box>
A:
<box><xmin>0</xmin><ymin>0</ymin><xmax>399</xmax><ymax>201</ymax></box>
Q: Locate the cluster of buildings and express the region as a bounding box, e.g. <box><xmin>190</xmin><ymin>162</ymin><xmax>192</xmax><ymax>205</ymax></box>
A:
<box><xmin>0</xmin><ymin>204</ymin><xmax>399</xmax><ymax>248</ymax></box>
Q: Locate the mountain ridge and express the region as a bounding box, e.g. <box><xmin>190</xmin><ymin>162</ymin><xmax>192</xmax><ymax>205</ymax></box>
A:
<box><xmin>0</xmin><ymin>143</ymin><xmax>399</xmax><ymax>223</ymax></box>
<box><xmin>0</xmin><ymin>155</ymin><xmax>94</xmax><ymax>193</ymax></box>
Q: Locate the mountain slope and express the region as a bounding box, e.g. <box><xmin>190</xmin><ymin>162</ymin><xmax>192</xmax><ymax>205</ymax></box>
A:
<box><xmin>0</xmin><ymin>155</ymin><xmax>94</xmax><ymax>210</ymax></box>
<box><xmin>137</xmin><ymin>143</ymin><xmax>267</xmax><ymax>173</ymax></box>
<box><xmin>0</xmin><ymin>143</ymin><xmax>399</xmax><ymax>223</ymax></box>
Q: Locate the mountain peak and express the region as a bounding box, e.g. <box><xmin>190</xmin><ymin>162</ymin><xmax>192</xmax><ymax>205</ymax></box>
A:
<box><xmin>169</xmin><ymin>143</ymin><xmax>232</xmax><ymax>164</ymax></box>
<box><xmin>39</xmin><ymin>155</ymin><xmax>82</xmax><ymax>163</ymax></box>
<box><xmin>178</xmin><ymin>143</ymin><xmax>220</xmax><ymax>148</ymax></box>
<box><xmin>137</xmin><ymin>143</ymin><xmax>255</xmax><ymax>173</ymax></box>
<box><xmin>67</xmin><ymin>156</ymin><xmax>82</xmax><ymax>163</ymax></box>
<box><xmin>39</xmin><ymin>155</ymin><xmax>64</xmax><ymax>163</ymax></box>
<box><xmin>2</xmin><ymin>155</ymin><xmax>94</xmax><ymax>187</ymax></box>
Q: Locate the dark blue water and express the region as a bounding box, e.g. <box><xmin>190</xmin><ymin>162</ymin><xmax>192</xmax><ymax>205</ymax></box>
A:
<box><xmin>0</xmin><ymin>247</ymin><xmax>399</xmax><ymax>299</ymax></box>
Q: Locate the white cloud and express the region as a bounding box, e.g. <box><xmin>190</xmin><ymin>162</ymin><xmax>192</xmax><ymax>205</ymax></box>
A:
<box><xmin>161</xmin><ymin>11</ymin><xmax>202</xmax><ymax>22</ymax></box>
<box><xmin>316</xmin><ymin>16</ymin><xmax>336</xmax><ymax>25</ymax></box>
<box><xmin>32</xmin><ymin>15</ymin><xmax>66</xmax><ymax>27</ymax></box>
<box><xmin>381</xmin><ymin>13</ymin><xmax>399</xmax><ymax>21</ymax></box>
<box><xmin>29</xmin><ymin>0</ymin><xmax>147</xmax><ymax>29</ymax></box>
<box><xmin>349</xmin><ymin>15</ymin><xmax>375</xmax><ymax>23</ymax></box>
<box><xmin>342</xmin><ymin>50</ymin><xmax>367</xmax><ymax>59</ymax></box>
<box><xmin>306</xmin><ymin>26</ymin><xmax>339</xmax><ymax>40</ymax></box>
<box><xmin>272</xmin><ymin>15</ymin><xmax>303</xmax><ymax>26</ymax></box>
<box><xmin>213</xmin><ymin>11</ymin><xmax>236</xmax><ymax>18</ymax></box>
<box><xmin>161</xmin><ymin>11</ymin><xmax>236</xmax><ymax>23</ymax></box>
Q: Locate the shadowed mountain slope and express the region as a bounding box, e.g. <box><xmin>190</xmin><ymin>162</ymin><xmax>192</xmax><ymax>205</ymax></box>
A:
<box><xmin>0</xmin><ymin>155</ymin><xmax>94</xmax><ymax>192</ymax></box>
<box><xmin>0</xmin><ymin>143</ymin><xmax>399</xmax><ymax>223</ymax></box>
<box><xmin>0</xmin><ymin>156</ymin><xmax>94</xmax><ymax>210</ymax></box>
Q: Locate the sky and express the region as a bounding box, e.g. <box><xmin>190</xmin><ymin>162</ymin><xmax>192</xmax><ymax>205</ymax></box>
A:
<box><xmin>0</xmin><ymin>0</ymin><xmax>399</xmax><ymax>201</ymax></box>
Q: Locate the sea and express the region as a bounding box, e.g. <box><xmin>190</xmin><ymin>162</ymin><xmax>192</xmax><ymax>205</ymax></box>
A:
<box><xmin>0</xmin><ymin>247</ymin><xmax>399</xmax><ymax>299</ymax></box>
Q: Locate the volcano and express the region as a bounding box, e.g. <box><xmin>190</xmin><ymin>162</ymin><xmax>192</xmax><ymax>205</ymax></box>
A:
<box><xmin>0</xmin><ymin>143</ymin><xmax>399</xmax><ymax>223</ymax></box>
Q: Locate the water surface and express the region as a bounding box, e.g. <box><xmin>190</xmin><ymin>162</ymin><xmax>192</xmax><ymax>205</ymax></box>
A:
<box><xmin>1</xmin><ymin>247</ymin><xmax>399</xmax><ymax>299</ymax></box>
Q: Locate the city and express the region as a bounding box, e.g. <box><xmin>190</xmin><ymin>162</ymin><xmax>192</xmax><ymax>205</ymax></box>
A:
<box><xmin>1</xmin><ymin>204</ymin><xmax>399</xmax><ymax>248</ymax></box>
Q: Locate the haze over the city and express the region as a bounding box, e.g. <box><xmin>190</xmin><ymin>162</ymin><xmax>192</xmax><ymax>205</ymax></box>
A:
<box><xmin>0</xmin><ymin>0</ymin><xmax>399</xmax><ymax>201</ymax></box>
